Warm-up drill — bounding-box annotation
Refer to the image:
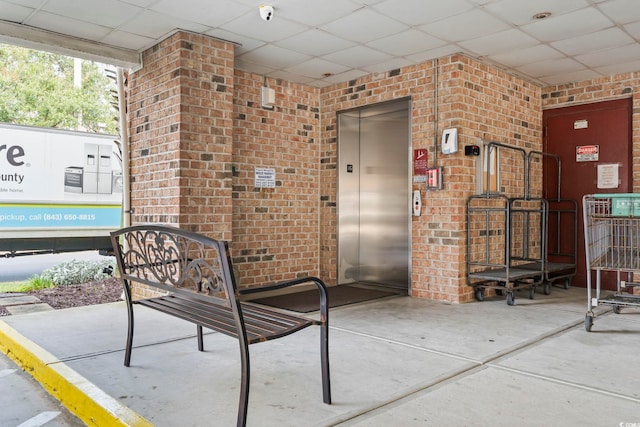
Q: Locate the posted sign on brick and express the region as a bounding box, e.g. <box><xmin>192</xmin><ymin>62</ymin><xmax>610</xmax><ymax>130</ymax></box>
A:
<box><xmin>576</xmin><ymin>145</ymin><xmax>599</xmax><ymax>162</ymax></box>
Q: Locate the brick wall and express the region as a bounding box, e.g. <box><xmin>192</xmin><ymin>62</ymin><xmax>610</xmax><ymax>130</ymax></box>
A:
<box><xmin>231</xmin><ymin>72</ymin><xmax>321</xmax><ymax>288</ymax></box>
<box><xmin>320</xmin><ymin>55</ymin><xmax>541</xmax><ymax>303</ymax></box>
<box><xmin>128</xmin><ymin>32</ymin><xmax>234</xmax><ymax>239</ymax></box>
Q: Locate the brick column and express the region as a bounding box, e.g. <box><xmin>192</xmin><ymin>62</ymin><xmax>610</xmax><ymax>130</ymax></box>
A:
<box><xmin>128</xmin><ymin>31</ymin><xmax>234</xmax><ymax>240</ymax></box>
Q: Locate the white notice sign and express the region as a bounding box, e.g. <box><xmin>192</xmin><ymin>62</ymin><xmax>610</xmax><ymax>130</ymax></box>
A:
<box><xmin>597</xmin><ymin>164</ymin><xmax>619</xmax><ymax>189</ymax></box>
<box><xmin>255</xmin><ymin>167</ymin><xmax>276</xmax><ymax>188</ymax></box>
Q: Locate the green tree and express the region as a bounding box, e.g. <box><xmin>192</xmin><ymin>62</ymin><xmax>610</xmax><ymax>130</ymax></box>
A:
<box><xmin>0</xmin><ymin>44</ymin><xmax>118</xmax><ymax>133</ymax></box>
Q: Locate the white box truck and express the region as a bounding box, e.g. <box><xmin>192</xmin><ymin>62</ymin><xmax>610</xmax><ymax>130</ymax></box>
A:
<box><xmin>0</xmin><ymin>123</ymin><xmax>122</xmax><ymax>256</ymax></box>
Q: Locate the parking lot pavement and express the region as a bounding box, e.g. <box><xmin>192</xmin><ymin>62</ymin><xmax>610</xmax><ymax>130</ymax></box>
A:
<box><xmin>0</xmin><ymin>352</ymin><xmax>84</xmax><ymax>427</ymax></box>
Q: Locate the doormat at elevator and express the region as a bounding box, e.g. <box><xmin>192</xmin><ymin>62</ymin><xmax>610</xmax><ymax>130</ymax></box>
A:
<box><xmin>249</xmin><ymin>285</ymin><xmax>401</xmax><ymax>313</ymax></box>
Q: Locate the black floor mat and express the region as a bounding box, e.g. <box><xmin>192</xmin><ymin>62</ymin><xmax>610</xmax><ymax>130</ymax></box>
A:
<box><xmin>248</xmin><ymin>285</ymin><xmax>402</xmax><ymax>313</ymax></box>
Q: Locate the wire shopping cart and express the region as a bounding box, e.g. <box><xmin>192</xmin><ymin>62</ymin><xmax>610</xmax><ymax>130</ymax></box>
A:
<box><xmin>583</xmin><ymin>194</ymin><xmax>640</xmax><ymax>331</ymax></box>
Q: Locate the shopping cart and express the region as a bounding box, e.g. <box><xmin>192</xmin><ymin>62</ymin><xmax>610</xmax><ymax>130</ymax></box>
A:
<box><xmin>583</xmin><ymin>194</ymin><xmax>640</xmax><ymax>331</ymax></box>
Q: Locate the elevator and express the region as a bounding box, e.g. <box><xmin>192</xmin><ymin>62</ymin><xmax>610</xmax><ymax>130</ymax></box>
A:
<box><xmin>338</xmin><ymin>99</ymin><xmax>411</xmax><ymax>291</ymax></box>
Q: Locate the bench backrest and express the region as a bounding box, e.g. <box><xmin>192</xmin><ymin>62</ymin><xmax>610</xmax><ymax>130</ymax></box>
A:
<box><xmin>110</xmin><ymin>225</ymin><xmax>238</xmax><ymax>310</ymax></box>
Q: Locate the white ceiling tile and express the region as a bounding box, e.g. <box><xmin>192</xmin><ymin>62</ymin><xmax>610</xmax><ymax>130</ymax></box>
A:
<box><xmin>321</xmin><ymin>68</ymin><xmax>369</xmax><ymax>84</ymax></box>
<box><xmin>406</xmin><ymin>45</ymin><xmax>462</xmax><ymax>64</ymax></box>
<box><xmin>118</xmin><ymin>10</ymin><xmax>210</xmax><ymax>39</ymax></box>
<box><xmin>538</xmin><ymin>69</ymin><xmax>602</xmax><ymax>85</ymax></box>
<box><xmin>41</xmin><ymin>0</ymin><xmax>142</xmax><ymax>28</ymax></box>
<box><xmin>150</xmin><ymin>0</ymin><xmax>250</xmax><ymax>27</ymax></box>
<box><xmin>419</xmin><ymin>9</ymin><xmax>511</xmax><ymax>42</ymax></box>
<box><xmin>274</xmin><ymin>29</ymin><xmax>356</xmax><ymax>56</ymax></box>
<box><xmin>624</xmin><ymin>21</ymin><xmax>640</xmax><ymax>39</ymax></box>
<box><xmin>237</xmin><ymin>44</ymin><xmax>311</xmax><ymax>70</ymax></box>
<box><xmin>516</xmin><ymin>57</ymin><xmax>586</xmax><ymax>77</ymax></box>
<box><xmin>320</xmin><ymin>7</ymin><xmax>408</xmax><ymax>44</ymax></box>
<box><xmin>458</xmin><ymin>28</ymin><xmax>539</xmax><ymax>57</ymax></box>
<box><xmin>596</xmin><ymin>58</ymin><xmax>640</xmax><ymax>76</ymax></box>
<box><xmin>598</xmin><ymin>0</ymin><xmax>640</xmax><ymax>24</ymax></box>
<box><xmin>5</xmin><ymin>0</ymin><xmax>45</xmax><ymax>7</ymax></box>
<box><xmin>0</xmin><ymin>1</ymin><xmax>35</xmax><ymax>23</ymax></box>
<box><xmin>520</xmin><ymin>7</ymin><xmax>613</xmax><ymax>42</ymax></box>
<box><xmin>483</xmin><ymin>0</ymin><xmax>589</xmax><ymax>26</ymax></box>
<box><xmin>203</xmin><ymin>29</ymin><xmax>264</xmax><ymax>54</ymax></box>
<box><xmin>361</xmin><ymin>57</ymin><xmax>413</xmax><ymax>74</ymax></box>
<box><xmin>275</xmin><ymin>0</ymin><xmax>362</xmax><ymax>27</ymax></box>
<box><xmin>575</xmin><ymin>43</ymin><xmax>640</xmax><ymax>67</ymax></box>
<box><xmin>285</xmin><ymin>58</ymin><xmax>349</xmax><ymax>79</ymax></box>
<box><xmin>551</xmin><ymin>27</ymin><xmax>634</xmax><ymax>56</ymax></box>
<box><xmin>488</xmin><ymin>44</ymin><xmax>565</xmax><ymax>67</ymax></box>
<box><xmin>234</xmin><ymin>58</ymin><xmax>276</xmax><ymax>76</ymax></box>
<box><xmin>366</xmin><ymin>29</ymin><xmax>446</xmax><ymax>56</ymax></box>
<box><xmin>100</xmin><ymin>30</ymin><xmax>155</xmax><ymax>51</ymax></box>
<box><xmin>25</xmin><ymin>11</ymin><xmax>112</xmax><ymax>40</ymax></box>
<box><xmin>372</xmin><ymin>0</ymin><xmax>473</xmax><ymax>26</ymax></box>
<box><xmin>119</xmin><ymin>0</ymin><xmax>156</xmax><ymax>6</ymax></box>
<box><xmin>266</xmin><ymin>69</ymin><xmax>317</xmax><ymax>84</ymax></box>
<box><xmin>322</xmin><ymin>45</ymin><xmax>393</xmax><ymax>68</ymax></box>
<box><xmin>220</xmin><ymin>11</ymin><xmax>308</xmax><ymax>43</ymax></box>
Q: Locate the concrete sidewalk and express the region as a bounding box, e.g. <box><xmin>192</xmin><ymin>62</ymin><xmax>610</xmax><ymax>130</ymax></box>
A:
<box><xmin>1</xmin><ymin>287</ymin><xmax>639</xmax><ymax>426</ymax></box>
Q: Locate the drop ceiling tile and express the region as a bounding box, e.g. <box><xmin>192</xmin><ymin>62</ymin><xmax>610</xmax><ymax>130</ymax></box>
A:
<box><xmin>321</xmin><ymin>68</ymin><xmax>369</xmax><ymax>85</ymax></box>
<box><xmin>275</xmin><ymin>0</ymin><xmax>362</xmax><ymax>27</ymax></box>
<box><xmin>483</xmin><ymin>0</ymin><xmax>588</xmax><ymax>26</ymax></box>
<box><xmin>41</xmin><ymin>0</ymin><xmax>142</xmax><ymax>28</ymax></box>
<box><xmin>596</xmin><ymin>58</ymin><xmax>640</xmax><ymax>76</ymax></box>
<box><xmin>551</xmin><ymin>27</ymin><xmax>634</xmax><ymax>56</ymax></box>
<box><xmin>520</xmin><ymin>7</ymin><xmax>613</xmax><ymax>42</ymax></box>
<box><xmin>361</xmin><ymin>57</ymin><xmax>413</xmax><ymax>74</ymax></box>
<box><xmin>119</xmin><ymin>0</ymin><xmax>156</xmax><ymax>6</ymax></box>
<box><xmin>266</xmin><ymin>70</ymin><xmax>317</xmax><ymax>84</ymax></box>
<box><xmin>419</xmin><ymin>8</ymin><xmax>511</xmax><ymax>43</ymax></box>
<box><xmin>488</xmin><ymin>44</ymin><xmax>565</xmax><ymax>67</ymax></box>
<box><xmin>202</xmin><ymin>29</ymin><xmax>263</xmax><ymax>54</ymax></box>
<box><xmin>118</xmin><ymin>10</ymin><xmax>210</xmax><ymax>39</ymax></box>
<box><xmin>458</xmin><ymin>28</ymin><xmax>538</xmax><ymax>56</ymax></box>
<box><xmin>150</xmin><ymin>0</ymin><xmax>250</xmax><ymax>27</ymax></box>
<box><xmin>372</xmin><ymin>0</ymin><xmax>473</xmax><ymax>26</ymax></box>
<box><xmin>538</xmin><ymin>69</ymin><xmax>602</xmax><ymax>85</ymax></box>
<box><xmin>575</xmin><ymin>43</ymin><xmax>640</xmax><ymax>67</ymax></box>
<box><xmin>366</xmin><ymin>29</ymin><xmax>446</xmax><ymax>56</ymax></box>
<box><xmin>25</xmin><ymin>11</ymin><xmax>112</xmax><ymax>40</ymax></box>
<box><xmin>237</xmin><ymin>44</ymin><xmax>311</xmax><ymax>70</ymax></box>
<box><xmin>0</xmin><ymin>1</ymin><xmax>35</xmax><ymax>23</ymax></box>
<box><xmin>624</xmin><ymin>21</ymin><xmax>640</xmax><ymax>38</ymax></box>
<box><xmin>322</xmin><ymin>45</ymin><xmax>393</xmax><ymax>68</ymax></box>
<box><xmin>516</xmin><ymin>57</ymin><xmax>586</xmax><ymax>77</ymax></box>
<box><xmin>285</xmin><ymin>57</ymin><xmax>350</xmax><ymax>79</ymax></box>
<box><xmin>220</xmin><ymin>11</ymin><xmax>308</xmax><ymax>43</ymax></box>
<box><xmin>274</xmin><ymin>29</ymin><xmax>356</xmax><ymax>57</ymax></box>
<box><xmin>5</xmin><ymin>0</ymin><xmax>45</xmax><ymax>7</ymax></box>
<box><xmin>100</xmin><ymin>30</ymin><xmax>156</xmax><ymax>51</ymax></box>
<box><xmin>599</xmin><ymin>0</ymin><xmax>640</xmax><ymax>24</ymax></box>
<box><xmin>406</xmin><ymin>45</ymin><xmax>462</xmax><ymax>64</ymax></box>
<box><xmin>234</xmin><ymin>58</ymin><xmax>276</xmax><ymax>76</ymax></box>
<box><xmin>320</xmin><ymin>7</ymin><xmax>408</xmax><ymax>44</ymax></box>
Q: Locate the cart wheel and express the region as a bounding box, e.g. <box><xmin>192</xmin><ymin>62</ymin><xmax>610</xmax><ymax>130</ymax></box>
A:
<box><xmin>564</xmin><ymin>278</ymin><xmax>571</xmax><ymax>290</ymax></box>
<box><xmin>528</xmin><ymin>286</ymin><xmax>536</xmax><ymax>299</ymax></box>
<box><xmin>612</xmin><ymin>305</ymin><xmax>622</xmax><ymax>314</ymax></box>
<box><xmin>506</xmin><ymin>293</ymin><xmax>515</xmax><ymax>306</ymax></box>
<box><xmin>474</xmin><ymin>287</ymin><xmax>485</xmax><ymax>302</ymax></box>
<box><xmin>584</xmin><ymin>314</ymin><xmax>593</xmax><ymax>332</ymax></box>
<box><xmin>543</xmin><ymin>283</ymin><xmax>551</xmax><ymax>295</ymax></box>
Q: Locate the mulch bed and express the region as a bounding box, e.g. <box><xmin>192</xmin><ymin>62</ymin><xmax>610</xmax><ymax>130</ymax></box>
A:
<box><xmin>0</xmin><ymin>277</ymin><xmax>122</xmax><ymax>317</ymax></box>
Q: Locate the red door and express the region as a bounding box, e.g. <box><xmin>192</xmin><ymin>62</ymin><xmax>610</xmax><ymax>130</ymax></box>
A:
<box><xmin>543</xmin><ymin>98</ymin><xmax>632</xmax><ymax>290</ymax></box>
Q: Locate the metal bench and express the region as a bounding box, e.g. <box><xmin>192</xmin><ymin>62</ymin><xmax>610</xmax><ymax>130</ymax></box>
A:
<box><xmin>110</xmin><ymin>225</ymin><xmax>331</xmax><ymax>427</ymax></box>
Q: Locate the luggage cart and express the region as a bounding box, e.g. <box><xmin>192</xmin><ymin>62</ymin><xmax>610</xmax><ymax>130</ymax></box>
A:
<box><xmin>583</xmin><ymin>194</ymin><xmax>640</xmax><ymax>331</ymax></box>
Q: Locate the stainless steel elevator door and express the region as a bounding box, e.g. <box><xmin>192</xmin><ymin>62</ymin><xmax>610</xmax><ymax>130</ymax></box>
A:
<box><xmin>338</xmin><ymin>100</ymin><xmax>410</xmax><ymax>290</ymax></box>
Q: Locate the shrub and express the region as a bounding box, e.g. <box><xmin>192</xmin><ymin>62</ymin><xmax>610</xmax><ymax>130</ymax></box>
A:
<box><xmin>38</xmin><ymin>258</ymin><xmax>116</xmax><ymax>286</ymax></box>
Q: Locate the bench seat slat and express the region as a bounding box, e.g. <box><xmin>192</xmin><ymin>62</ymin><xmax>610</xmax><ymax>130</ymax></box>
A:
<box><xmin>137</xmin><ymin>295</ymin><xmax>315</xmax><ymax>344</ymax></box>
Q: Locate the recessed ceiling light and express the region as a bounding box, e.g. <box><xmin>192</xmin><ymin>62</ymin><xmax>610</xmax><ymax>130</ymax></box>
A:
<box><xmin>532</xmin><ymin>11</ymin><xmax>552</xmax><ymax>20</ymax></box>
<box><xmin>322</xmin><ymin>73</ymin><xmax>333</xmax><ymax>78</ymax></box>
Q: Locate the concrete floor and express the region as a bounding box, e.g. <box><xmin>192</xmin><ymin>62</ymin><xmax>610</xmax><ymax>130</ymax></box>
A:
<box><xmin>1</xmin><ymin>286</ymin><xmax>639</xmax><ymax>426</ymax></box>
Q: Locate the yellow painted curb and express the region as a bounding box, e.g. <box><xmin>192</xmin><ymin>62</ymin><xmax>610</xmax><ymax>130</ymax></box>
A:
<box><xmin>0</xmin><ymin>319</ymin><xmax>153</xmax><ymax>427</ymax></box>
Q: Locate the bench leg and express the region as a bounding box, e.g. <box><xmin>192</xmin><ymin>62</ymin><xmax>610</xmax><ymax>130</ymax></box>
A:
<box><xmin>237</xmin><ymin>340</ymin><xmax>250</xmax><ymax>427</ymax></box>
<box><xmin>320</xmin><ymin>322</ymin><xmax>331</xmax><ymax>404</ymax></box>
<box><xmin>124</xmin><ymin>301</ymin><xmax>134</xmax><ymax>367</ymax></box>
<box><xmin>197</xmin><ymin>325</ymin><xmax>204</xmax><ymax>351</ymax></box>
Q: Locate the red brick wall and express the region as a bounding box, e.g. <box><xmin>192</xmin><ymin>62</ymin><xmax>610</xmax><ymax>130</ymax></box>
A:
<box><xmin>231</xmin><ymin>72</ymin><xmax>321</xmax><ymax>287</ymax></box>
<box><xmin>128</xmin><ymin>32</ymin><xmax>234</xmax><ymax>239</ymax></box>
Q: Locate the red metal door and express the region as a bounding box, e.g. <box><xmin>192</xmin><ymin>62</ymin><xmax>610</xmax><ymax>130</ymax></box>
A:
<box><xmin>543</xmin><ymin>98</ymin><xmax>632</xmax><ymax>290</ymax></box>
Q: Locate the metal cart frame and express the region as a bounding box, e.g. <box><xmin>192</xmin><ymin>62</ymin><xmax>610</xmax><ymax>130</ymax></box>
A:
<box><xmin>583</xmin><ymin>194</ymin><xmax>640</xmax><ymax>331</ymax></box>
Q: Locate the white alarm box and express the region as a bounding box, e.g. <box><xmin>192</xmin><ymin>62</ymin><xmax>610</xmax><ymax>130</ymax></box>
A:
<box><xmin>261</xmin><ymin>87</ymin><xmax>276</xmax><ymax>108</ymax></box>
<box><xmin>442</xmin><ymin>128</ymin><xmax>458</xmax><ymax>154</ymax></box>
